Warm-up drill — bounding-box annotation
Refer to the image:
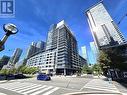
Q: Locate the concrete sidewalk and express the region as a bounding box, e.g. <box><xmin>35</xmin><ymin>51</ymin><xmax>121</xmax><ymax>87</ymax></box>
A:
<box><xmin>0</xmin><ymin>80</ymin><xmax>7</xmax><ymax>83</ymax></box>
<box><xmin>80</xmin><ymin>78</ymin><xmax>121</xmax><ymax>94</ymax></box>
<box><xmin>114</xmin><ymin>81</ymin><xmax>127</xmax><ymax>95</ymax></box>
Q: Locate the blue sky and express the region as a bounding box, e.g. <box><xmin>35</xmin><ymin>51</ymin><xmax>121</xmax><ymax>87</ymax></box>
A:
<box><xmin>0</xmin><ymin>0</ymin><xmax>127</xmax><ymax>64</ymax></box>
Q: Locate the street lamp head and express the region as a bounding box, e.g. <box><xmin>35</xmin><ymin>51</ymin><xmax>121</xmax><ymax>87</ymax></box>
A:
<box><xmin>3</xmin><ymin>23</ymin><xmax>18</xmax><ymax>36</ymax></box>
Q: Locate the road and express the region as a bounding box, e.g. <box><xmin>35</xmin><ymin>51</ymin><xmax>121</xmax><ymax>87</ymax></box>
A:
<box><xmin>0</xmin><ymin>75</ymin><xmax>126</xmax><ymax>95</ymax></box>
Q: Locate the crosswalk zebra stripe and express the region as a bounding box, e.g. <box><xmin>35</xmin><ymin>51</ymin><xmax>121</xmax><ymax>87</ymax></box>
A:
<box><xmin>83</xmin><ymin>79</ymin><xmax>120</xmax><ymax>93</ymax></box>
<box><xmin>12</xmin><ymin>84</ymin><xmax>38</xmax><ymax>91</ymax></box>
<box><xmin>0</xmin><ymin>82</ymin><xmax>60</xmax><ymax>95</ymax></box>
<box><xmin>0</xmin><ymin>92</ymin><xmax>7</xmax><ymax>95</ymax></box>
<box><xmin>1</xmin><ymin>82</ymin><xmax>33</xmax><ymax>90</ymax></box>
<box><xmin>0</xmin><ymin>82</ymin><xmax>28</xmax><ymax>89</ymax></box>
<box><xmin>42</xmin><ymin>87</ymin><xmax>59</xmax><ymax>95</ymax></box>
<box><xmin>22</xmin><ymin>85</ymin><xmax>47</xmax><ymax>95</ymax></box>
<box><xmin>30</xmin><ymin>86</ymin><xmax>53</xmax><ymax>95</ymax></box>
<box><xmin>0</xmin><ymin>82</ymin><xmax>20</xmax><ymax>87</ymax></box>
<box><xmin>86</xmin><ymin>85</ymin><xmax>118</xmax><ymax>90</ymax></box>
<box><xmin>17</xmin><ymin>84</ymin><xmax>42</xmax><ymax>93</ymax></box>
<box><xmin>85</xmin><ymin>86</ymin><xmax>120</xmax><ymax>93</ymax></box>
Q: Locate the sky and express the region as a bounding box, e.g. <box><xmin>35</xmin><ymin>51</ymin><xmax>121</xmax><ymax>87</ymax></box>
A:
<box><xmin>0</xmin><ymin>0</ymin><xmax>127</xmax><ymax>64</ymax></box>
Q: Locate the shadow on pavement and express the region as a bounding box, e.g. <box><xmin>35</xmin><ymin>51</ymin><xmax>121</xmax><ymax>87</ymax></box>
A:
<box><xmin>115</xmin><ymin>79</ymin><xmax>127</xmax><ymax>88</ymax></box>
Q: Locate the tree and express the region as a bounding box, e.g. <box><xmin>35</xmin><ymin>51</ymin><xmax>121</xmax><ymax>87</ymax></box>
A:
<box><xmin>97</xmin><ymin>50</ymin><xmax>112</xmax><ymax>74</ymax></box>
<box><xmin>9</xmin><ymin>68</ymin><xmax>17</xmax><ymax>74</ymax></box>
<box><xmin>17</xmin><ymin>65</ymin><xmax>39</xmax><ymax>74</ymax></box>
<box><xmin>98</xmin><ymin>50</ymin><xmax>111</xmax><ymax>66</ymax></box>
<box><xmin>92</xmin><ymin>64</ymin><xmax>102</xmax><ymax>75</ymax></box>
<box><xmin>17</xmin><ymin>65</ymin><xmax>27</xmax><ymax>74</ymax></box>
<box><xmin>0</xmin><ymin>69</ymin><xmax>9</xmax><ymax>75</ymax></box>
<box><xmin>106</xmin><ymin>48</ymin><xmax>125</xmax><ymax>70</ymax></box>
<box><xmin>82</xmin><ymin>65</ymin><xmax>92</xmax><ymax>74</ymax></box>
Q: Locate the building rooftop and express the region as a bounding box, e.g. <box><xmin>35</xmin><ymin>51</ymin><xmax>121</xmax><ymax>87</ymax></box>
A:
<box><xmin>85</xmin><ymin>0</ymin><xmax>103</xmax><ymax>13</ymax></box>
<box><xmin>56</xmin><ymin>20</ymin><xmax>65</xmax><ymax>28</ymax></box>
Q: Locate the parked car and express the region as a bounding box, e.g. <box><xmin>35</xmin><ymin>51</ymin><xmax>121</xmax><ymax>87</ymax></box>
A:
<box><xmin>0</xmin><ymin>74</ymin><xmax>6</xmax><ymax>80</ymax></box>
<box><xmin>15</xmin><ymin>74</ymin><xmax>26</xmax><ymax>79</ymax></box>
<box><xmin>6</xmin><ymin>74</ymin><xmax>15</xmax><ymax>80</ymax></box>
<box><xmin>37</xmin><ymin>74</ymin><xmax>51</xmax><ymax>81</ymax></box>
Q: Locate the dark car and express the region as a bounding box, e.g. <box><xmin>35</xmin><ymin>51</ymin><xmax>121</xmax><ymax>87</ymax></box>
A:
<box><xmin>0</xmin><ymin>74</ymin><xmax>6</xmax><ymax>80</ymax></box>
<box><xmin>37</xmin><ymin>74</ymin><xmax>51</xmax><ymax>81</ymax></box>
<box><xmin>6</xmin><ymin>74</ymin><xmax>15</xmax><ymax>80</ymax></box>
<box><xmin>15</xmin><ymin>74</ymin><xmax>26</xmax><ymax>79</ymax></box>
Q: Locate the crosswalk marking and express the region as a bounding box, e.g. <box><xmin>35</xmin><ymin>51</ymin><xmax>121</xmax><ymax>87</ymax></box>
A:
<box><xmin>22</xmin><ymin>85</ymin><xmax>46</xmax><ymax>95</ymax></box>
<box><xmin>30</xmin><ymin>86</ymin><xmax>53</xmax><ymax>95</ymax></box>
<box><xmin>0</xmin><ymin>92</ymin><xmax>7</xmax><ymax>95</ymax></box>
<box><xmin>43</xmin><ymin>87</ymin><xmax>59</xmax><ymax>95</ymax></box>
<box><xmin>17</xmin><ymin>85</ymin><xmax>42</xmax><ymax>93</ymax></box>
<box><xmin>82</xmin><ymin>79</ymin><xmax>120</xmax><ymax>93</ymax></box>
<box><xmin>0</xmin><ymin>82</ymin><xmax>27</xmax><ymax>89</ymax></box>
<box><xmin>1</xmin><ymin>82</ymin><xmax>32</xmax><ymax>90</ymax></box>
<box><xmin>0</xmin><ymin>82</ymin><xmax>59</xmax><ymax>95</ymax></box>
<box><xmin>0</xmin><ymin>82</ymin><xmax>20</xmax><ymax>87</ymax></box>
<box><xmin>12</xmin><ymin>84</ymin><xmax>38</xmax><ymax>91</ymax></box>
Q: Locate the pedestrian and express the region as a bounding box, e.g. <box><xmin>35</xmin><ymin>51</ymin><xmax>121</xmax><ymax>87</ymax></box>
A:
<box><xmin>107</xmin><ymin>74</ymin><xmax>112</xmax><ymax>84</ymax></box>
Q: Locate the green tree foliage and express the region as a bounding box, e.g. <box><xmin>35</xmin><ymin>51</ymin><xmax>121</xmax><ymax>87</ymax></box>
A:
<box><xmin>0</xmin><ymin>65</ymin><xmax>39</xmax><ymax>75</ymax></box>
<box><xmin>82</xmin><ymin>65</ymin><xmax>92</xmax><ymax>74</ymax></box>
<box><xmin>92</xmin><ymin>64</ymin><xmax>102</xmax><ymax>75</ymax></box>
<box><xmin>106</xmin><ymin>49</ymin><xmax>125</xmax><ymax>70</ymax></box>
<box><xmin>98</xmin><ymin>50</ymin><xmax>111</xmax><ymax>66</ymax></box>
<box><xmin>0</xmin><ymin>69</ymin><xmax>9</xmax><ymax>75</ymax></box>
<box><xmin>17</xmin><ymin>65</ymin><xmax>39</xmax><ymax>74</ymax></box>
<box><xmin>98</xmin><ymin>48</ymin><xmax>127</xmax><ymax>75</ymax></box>
<box><xmin>9</xmin><ymin>68</ymin><xmax>17</xmax><ymax>74</ymax></box>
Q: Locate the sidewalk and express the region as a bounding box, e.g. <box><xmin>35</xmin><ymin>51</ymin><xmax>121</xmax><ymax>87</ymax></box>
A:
<box><xmin>0</xmin><ymin>77</ymin><xmax>36</xmax><ymax>83</ymax></box>
<box><xmin>114</xmin><ymin>81</ymin><xmax>127</xmax><ymax>95</ymax></box>
<box><xmin>0</xmin><ymin>80</ymin><xmax>8</xmax><ymax>83</ymax></box>
<box><xmin>80</xmin><ymin>78</ymin><xmax>122</xmax><ymax>94</ymax></box>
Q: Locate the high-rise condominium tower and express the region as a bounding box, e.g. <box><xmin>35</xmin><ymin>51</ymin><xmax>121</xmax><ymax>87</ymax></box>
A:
<box><xmin>27</xmin><ymin>20</ymin><xmax>87</xmax><ymax>75</ymax></box>
<box><xmin>26</xmin><ymin>41</ymin><xmax>46</xmax><ymax>58</ymax></box>
<box><xmin>46</xmin><ymin>20</ymin><xmax>79</xmax><ymax>75</ymax></box>
<box><xmin>81</xmin><ymin>46</ymin><xmax>88</xmax><ymax>61</ymax></box>
<box><xmin>86</xmin><ymin>2</ymin><xmax>126</xmax><ymax>49</ymax></box>
<box><xmin>9</xmin><ymin>48</ymin><xmax>22</xmax><ymax>65</ymax></box>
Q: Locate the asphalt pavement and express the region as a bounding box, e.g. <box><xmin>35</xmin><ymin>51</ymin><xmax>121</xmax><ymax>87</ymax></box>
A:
<box><xmin>0</xmin><ymin>75</ymin><xmax>126</xmax><ymax>95</ymax></box>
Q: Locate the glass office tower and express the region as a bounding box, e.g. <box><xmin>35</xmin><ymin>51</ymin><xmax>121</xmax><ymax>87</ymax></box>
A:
<box><xmin>86</xmin><ymin>2</ymin><xmax>126</xmax><ymax>49</ymax></box>
<box><xmin>81</xmin><ymin>46</ymin><xmax>88</xmax><ymax>61</ymax></box>
<box><xmin>90</xmin><ymin>42</ymin><xmax>99</xmax><ymax>63</ymax></box>
<box><xmin>10</xmin><ymin>48</ymin><xmax>22</xmax><ymax>65</ymax></box>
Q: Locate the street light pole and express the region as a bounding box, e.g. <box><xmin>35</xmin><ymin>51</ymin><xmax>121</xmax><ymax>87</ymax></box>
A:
<box><xmin>0</xmin><ymin>23</ymin><xmax>18</xmax><ymax>51</ymax></box>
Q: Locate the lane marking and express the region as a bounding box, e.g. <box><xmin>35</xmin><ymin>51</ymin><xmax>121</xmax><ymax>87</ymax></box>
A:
<box><xmin>30</xmin><ymin>86</ymin><xmax>53</xmax><ymax>95</ymax></box>
<box><xmin>0</xmin><ymin>92</ymin><xmax>7</xmax><ymax>95</ymax></box>
<box><xmin>22</xmin><ymin>85</ymin><xmax>46</xmax><ymax>95</ymax></box>
<box><xmin>0</xmin><ymin>82</ymin><xmax>28</xmax><ymax>89</ymax></box>
<box><xmin>43</xmin><ymin>87</ymin><xmax>59</xmax><ymax>95</ymax></box>
<box><xmin>17</xmin><ymin>85</ymin><xmax>42</xmax><ymax>93</ymax></box>
<box><xmin>84</xmin><ymin>86</ymin><xmax>120</xmax><ymax>93</ymax></box>
<box><xmin>12</xmin><ymin>84</ymin><xmax>38</xmax><ymax>91</ymax></box>
<box><xmin>2</xmin><ymin>82</ymin><xmax>33</xmax><ymax>90</ymax></box>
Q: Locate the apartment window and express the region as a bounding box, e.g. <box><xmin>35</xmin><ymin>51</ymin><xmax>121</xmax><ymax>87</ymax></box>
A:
<box><xmin>58</xmin><ymin>60</ymin><xmax>63</xmax><ymax>62</ymax></box>
<box><xmin>57</xmin><ymin>64</ymin><xmax>62</xmax><ymax>66</ymax></box>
